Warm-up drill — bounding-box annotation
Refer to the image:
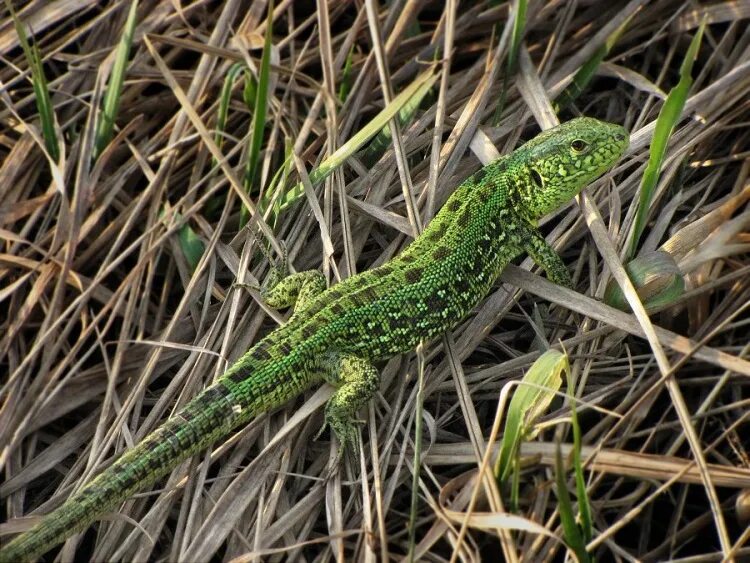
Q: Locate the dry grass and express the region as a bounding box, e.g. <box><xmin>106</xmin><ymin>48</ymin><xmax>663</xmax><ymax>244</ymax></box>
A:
<box><xmin>2</xmin><ymin>0</ymin><xmax>750</xmax><ymax>561</ymax></box>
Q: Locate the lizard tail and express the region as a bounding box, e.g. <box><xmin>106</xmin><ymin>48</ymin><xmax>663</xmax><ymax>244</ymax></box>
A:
<box><xmin>0</xmin><ymin>362</ymin><xmax>273</xmax><ymax>563</ymax></box>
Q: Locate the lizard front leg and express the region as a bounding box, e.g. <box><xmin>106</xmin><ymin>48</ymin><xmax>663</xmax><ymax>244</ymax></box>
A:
<box><xmin>516</xmin><ymin>222</ymin><xmax>574</xmax><ymax>288</ymax></box>
<box><xmin>255</xmin><ymin>241</ymin><xmax>327</xmax><ymax>314</ymax></box>
<box><xmin>262</xmin><ymin>269</ymin><xmax>327</xmax><ymax>314</ymax></box>
<box><xmin>317</xmin><ymin>353</ymin><xmax>380</xmax><ymax>461</ymax></box>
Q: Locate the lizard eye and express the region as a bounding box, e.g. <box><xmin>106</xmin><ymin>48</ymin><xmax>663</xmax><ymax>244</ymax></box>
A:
<box><xmin>530</xmin><ymin>169</ymin><xmax>543</xmax><ymax>189</ymax></box>
<box><xmin>571</xmin><ymin>139</ymin><xmax>588</xmax><ymax>152</ymax></box>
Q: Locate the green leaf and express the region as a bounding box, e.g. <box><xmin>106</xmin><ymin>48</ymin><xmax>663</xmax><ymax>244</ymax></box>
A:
<box><xmin>243</xmin><ymin>71</ymin><xmax>258</xmax><ymax>109</ymax></box>
<box><xmin>258</xmin><ymin>142</ymin><xmax>294</xmax><ymax>226</ymax></box>
<box><xmin>495</xmin><ymin>350</ymin><xmax>565</xmax><ymax>485</ymax></box>
<box><xmin>95</xmin><ymin>0</ymin><xmax>138</xmax><ymax>159</ymax></box>
<box><xmin>628</xmin><ymin>18</ymin><xmax>706</xmax><ymax>259</ymax></box>
<box><xmin>206</xmin><ymin>62</ymin><xmax>248</xmax><ymax>217</ymax></box>
<box><xmin>159</xmin><ymin>208</ymin><xmax>204</xmax><ymax>272</ymax></box>
<box><xmin>604</xmin><ymin>250</ymin><xmax>685</xmax><ymax>311</ymax></box>
<box><xmin>178</xmin><ymin>223</ymin><xmax>205</xmax><ymax>273</ymax></box>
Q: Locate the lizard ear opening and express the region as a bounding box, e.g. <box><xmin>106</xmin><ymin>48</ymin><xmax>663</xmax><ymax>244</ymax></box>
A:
<box><xmin>530</xmin><ymin>168</ymin><xmax>543</xmax><ymax>190</ymax></box>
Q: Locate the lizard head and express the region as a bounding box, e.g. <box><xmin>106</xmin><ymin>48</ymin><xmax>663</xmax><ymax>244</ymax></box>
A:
<box><xmin>513</xmin><ymin>117</ymin><xmax>629</xmax><ymax>219</ymax></box>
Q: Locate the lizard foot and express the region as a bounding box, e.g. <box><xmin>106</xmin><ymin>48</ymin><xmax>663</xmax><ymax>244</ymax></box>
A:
<box><xmin>316</xmin><ymin>403</ymin><xmax>363</xmax><ymax>469</ymax></box>
<box><xmin>232</xmin><ymin>281</ymin><xmax>261</xmax><ymax>292</ymax></box>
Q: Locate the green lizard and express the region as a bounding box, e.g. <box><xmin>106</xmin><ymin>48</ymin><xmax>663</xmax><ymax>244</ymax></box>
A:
<box><xmin>0</xmin><ymin>117</ymin><xmax>628</xmax><ymax>562</ymax></box>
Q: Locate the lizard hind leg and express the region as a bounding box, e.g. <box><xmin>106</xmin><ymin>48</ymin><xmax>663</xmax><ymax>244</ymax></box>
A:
<box><xmin>317</xmin><ymin>353</ymin><xmax>380</xmax><ymax>465</ymax></box>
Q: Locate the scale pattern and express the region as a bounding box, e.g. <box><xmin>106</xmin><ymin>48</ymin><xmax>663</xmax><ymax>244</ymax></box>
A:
<box><xmin>0</xmin><ymin>117</ymin><xmax>628</xmax><ymax>562</ymax></box>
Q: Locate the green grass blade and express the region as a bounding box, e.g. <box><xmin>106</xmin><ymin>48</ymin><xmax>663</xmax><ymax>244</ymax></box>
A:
<box><xmin>555</xmin><ymin>445</ymin><xmax>590</xmax><ymax>563</ymax></box>
<box><xmin>492</xmin><ymin>0</ymin><xmax>527</xmax><ymax>125</ymax></box>
<box><xmin>571</xmin><ymin>417</ymin><xmax>592</xmax><ymax>544</ymax></box>
<box><xmin>276</xmin><ymin>68</ymin><xmax>437</xmax><ymax>212</ymax></box>
<box><xmin>30</xmin><ymin>44</ymin><xmax>59</xmax><ymax>162</ymax></box>
<box><xmin>95</xmin><ymin>0</ymin><xmax>138</xmax><ymax>159</ymax></box>
<box><xmin>240</xmin><ymin>0</ymin><xmax>274</xmax><ymax>227</ymax></box>
<box><xmin>494</xmin><ymin>349</ymin><xmax>564</xmax><ymax>485</ymax></box>
<box><xmin>362</xmin><ymin>74</ymin><xmax>434</xmax><ymax>163</ymax></box>
<box><xmin>204</xmin><ymin>62</ymin><xmax>248</xmax><ymax>217</ymax></box>
<box><xmin>258</xmin><ymin>144</ymin><xmax>294</xmax><ymax>225</ymax></box>
<box><xmin>565</xmin><ymin>366</ymin><xmax>593</xmax><ymax>544</ymax></box>
<box><xmin>407</xmin><ymin>345</ymin><xmax>427</xmax><ymax>562</ymax></box>
<box><xmin>215</xmin><ymin>62</ymin><xmax>246</xmax><ymax>159</ymax></box>
<box><xmin>268</xmin><ymin>141</ymin><xmax>294</xmax><ymax>225</ymax></box>
<box><xmin>507</xmin><ymin>0</ymin><xmax>527</xmax><ymax>76</ymax></box>
<box><xmin>8</xmin><ymin>2</ymin><xmax>59</xmax><ymax>162</ymax></box>
<box><xmin>243</xmin><ymin>67</ymin><xmax>258</xmax><ymax>109</ymax></box>
<box><xmin>338</xmin><ymin>45</ymin><xmax>355</xmax><ymax>103</ymax></box>
<box><xmin>554</xmin><ymin>14</ymin><xmax>632</xmax><ymax>113</ymax></box>
<box><xmin>628</xmin><ymin>18</ymin><xmax>706</xmax><ymax>259</ymax></box>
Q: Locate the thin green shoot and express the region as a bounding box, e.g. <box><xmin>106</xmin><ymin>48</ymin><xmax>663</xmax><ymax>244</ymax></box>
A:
<box><xmin>204</xmin><ymin>62</ymin><xmax>248</xmax><ymax>219</ymax></box>
<box><xmin>628</xmin><ymin>18</ymin><xmax>706</xmax><ymax>259</ymax></box>
<box><xmin>338</xmin><ymin>45</ymin><xmax>355</xmax><ymax>103</ymax></box>
<box><xmin>554</xmin><ymin>13</ymin><xmax>633</xmax><ymax>113</ymax></box>
<box><xmin>214</xmin><ymin>62</ymin><xmax>246</xmax><ymax>161</ymax></box>
<box><xmin>565</xmin><ymin>359</ymin><xmax>593</xmax><ymax>545</ymax></box>
<box><xmin>240</xmin><ymin>0</ymin><xmax>274</xmax><ymax>227</ymax></box>
<box><xmin>8</xmin><ymin>1</ymin><xmax>59</xmax><ymax>162</ymax></box>
<box><xmin>492</xmin><ymin>0</ymin><xmax>527</xmax><ymax>125</ymax></box>
<box><xmin>276</xmin><ymin>68</ymin><xmax>437</xmax><ymax>212</ymax></box>
<box><xmin>506</xmin><ymin>0</ymin><xmax>527</xmax><ymax>86</ymax></box>
<box><xmin>407</xmin><ymin>344</ymin><xmax>427</xmax><ymax>562</ymax></box>
<box><xmin>362</xmin><ymin>74</ymin><xmax>434</xmax><ymax>164</ymax></box>
<box><xmin>243</xmin><ymin>68</ymin><xmax>258</xmax><ymax>109</ymax></box>
<box><xmin>95</xmin><ymin>0</ymin><xmax>138</xmax><ymax>160</ymax></box>
<box><xmin>554</xmin><ymin>444</ymin><xmax>590</xmax><ymax>563</ymax></box>
<box><xmin>258</xmin><ymin>143</ymin><xmax>294</xmax><ymax>227</ymax></box>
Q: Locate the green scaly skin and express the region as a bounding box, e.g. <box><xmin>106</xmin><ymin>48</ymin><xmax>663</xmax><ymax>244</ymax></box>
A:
<box><xmin>0</xmin><ymin>117</ymin><xmax>628</xmax><ymax>562</ymax></box>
